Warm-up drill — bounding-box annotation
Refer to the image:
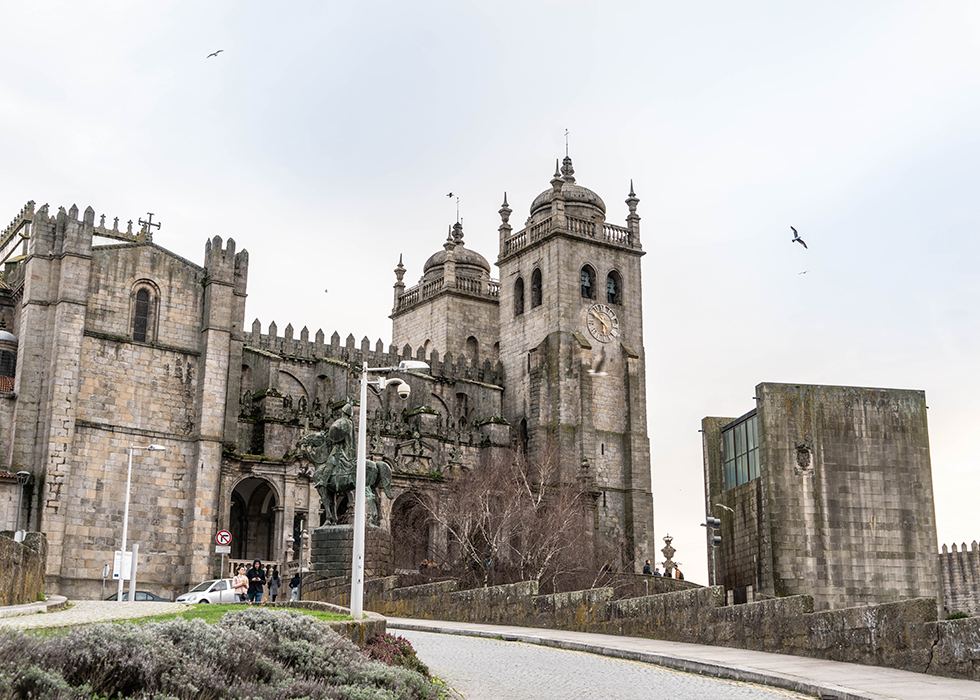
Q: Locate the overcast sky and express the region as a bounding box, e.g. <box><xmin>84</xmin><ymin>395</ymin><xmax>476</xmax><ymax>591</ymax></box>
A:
<box><xmin>2</xmin><ymin>1</ymin><xmax>978</xmax><ymax>585</ymax></box>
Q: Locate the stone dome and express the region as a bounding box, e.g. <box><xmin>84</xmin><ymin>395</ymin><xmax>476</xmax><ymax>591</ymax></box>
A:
<box><xmin>529</xmin><ymin>156</ymin><xmax>606</xmax><ymax>219</ymax></box>
<box><xmin>422</xmin><ymin>222</ymin><xmax>491</xmax><ymax>280</ymax></box>
<box><xmin>0</xmin><ymin>330</ymin><xmax>16</xmax><ymax>343</ymax></box>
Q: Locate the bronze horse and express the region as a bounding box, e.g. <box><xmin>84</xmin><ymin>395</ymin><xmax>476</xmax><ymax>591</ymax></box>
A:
<box><xmin>298</xmin><ymin>427</ymin><xmax>393</xmax><ymax>526</ymax></box>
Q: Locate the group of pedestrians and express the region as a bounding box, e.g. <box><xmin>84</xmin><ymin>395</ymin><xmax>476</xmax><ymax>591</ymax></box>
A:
<box><xmin>231</xmin><ymin>559</ymin><xmax>303</xmax><ymax>603</ymax></box>
<box><xmin>642</xmin><ymin>559</ymin><xmax>684</xmax><ymax>579</ymax></box>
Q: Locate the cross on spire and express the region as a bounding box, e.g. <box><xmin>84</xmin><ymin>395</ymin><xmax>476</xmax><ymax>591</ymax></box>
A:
<box><xmin>565</xmin><ymin>128</ymin><xmax>569</xmax><ymax>157</ymax></box>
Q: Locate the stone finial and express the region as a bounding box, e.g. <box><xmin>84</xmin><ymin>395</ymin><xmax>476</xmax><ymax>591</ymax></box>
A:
<box><xmin>451</xmin><ymin>221</ymin><xmax>464</xmax><ymax>245</ymax></box>
<box><xmin>626</xmin><ymin>179</ymin><xmax>639</xmax><ymax>214</ymax></box>
<box><xmin>498</xmin><ymin>193</ymin><xmax>511</xmax><ymax>225</ymax></box>
<box><xmin>315</xmin><ymin>329</ymin><xmax>324</xmax><ymax>344</ymax></box>
<box><xmin>268</xmin><ymin>321</ymin><xmax>278</xmax><ymax>338</ymax></box>
<box><xmin>251</xmin><ymin>319</ymin><xmax>262</xmax><ymax>336</ymax></box>
<box><xmin>561</xmin><ymin>155</ymin><xmax>575</xmax><ymax>183</ymax></box>
<box><xmin>394</xmin><ymin>254</ymin><xmax>406</xmax><ymax>283</ymax></box>
<box><xmin>551</xmin><ymin>159</ymin><xmax>563</xmax><ymax>193</ymax></box>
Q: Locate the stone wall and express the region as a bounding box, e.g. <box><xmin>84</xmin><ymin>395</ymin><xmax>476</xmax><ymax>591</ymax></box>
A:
<box><xmin>941</xmin><ymin>541</ymin><xmax>980</xmax><ymax>616</ymax></box>
<box><xmin>0</xmin><ymin>532</ymin><xmax>46</xmax><ymax>605</ymax></box>
<box><xmin>704</xmin><ymin>384</ymin><xmax>941</xmax><ymax>611</ymax></box>
<box><xmin>305</xmin><ymin>573</ymin><xmax>980</xmax><ymax>680</ymax></box>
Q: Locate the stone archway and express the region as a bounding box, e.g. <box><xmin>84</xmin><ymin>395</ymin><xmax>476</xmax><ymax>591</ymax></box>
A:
<box><xmin>230</xmin><ymin>477</ymin><xmax>278</xmax><ymax>561</ymax></box>
<box><xmin>390</xmin><ymin>493</ymin><xmax>432</xmax><ymax>571</ymax></box>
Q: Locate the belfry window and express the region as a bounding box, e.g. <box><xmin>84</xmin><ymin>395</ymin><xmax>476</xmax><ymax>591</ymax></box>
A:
<box><xmin>722</xmin><ymin>411</ymin><xmax>760</xmax><ymax>490</ymax></box>
<box><xmin>531</xmin><ymin>269</ymin><xmax>542</xmax><ymax>308</ymax></box>
<box><xmin>581</xmin><ymin>266</ymin><xmax>596</xmax><ymax>299</ymax></box>
<box><xmin>515</xmin><ymin>277</ymin><xmax>525</xmax><ymax>316</ymax></box>
<box><xmin>606</xmin><ymin>271</ymin><xmax>622</xmax><ymax>305</ymax></box>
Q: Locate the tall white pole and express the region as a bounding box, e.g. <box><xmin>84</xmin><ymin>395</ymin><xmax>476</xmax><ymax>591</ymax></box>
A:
<box><xmin>117</xmin><ymin>447</ymin><xmax>134</xmax><ymax>604</ymax></box>
<box><xmin>350</xmin><ymin>361</ymin><xmax>369</xmax><ymax>619</ymax></box>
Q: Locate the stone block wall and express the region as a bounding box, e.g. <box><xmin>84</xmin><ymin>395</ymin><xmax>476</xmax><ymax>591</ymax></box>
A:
<box><xmin>0</xmin><ymin>532</ymin><xmax>46</xmax><ymax>605</ymax></box>
<box><xmin>319</xmin><ymin>573</ymin><xmax>979</xmax><ymax>680</ymax></box>
<box><xmin>941</xmin><ymin>541</ymin><xmax>980</xmax><ymax>615</ymax></box>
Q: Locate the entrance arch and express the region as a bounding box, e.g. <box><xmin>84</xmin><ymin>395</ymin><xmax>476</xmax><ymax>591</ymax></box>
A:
<box><xmin>390</xmin><ymin>493</ymin><xmax>432</xmax><ymax>570</ymax></box>
<box><xmin>230</xmin><ymin>477</ymin><xmax>279</xmax><ymax>561</ymax></box>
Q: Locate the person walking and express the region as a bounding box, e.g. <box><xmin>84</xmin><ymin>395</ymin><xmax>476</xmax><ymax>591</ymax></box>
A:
<box><xmin>289</xmin><ymin>573</ymin><xmax>301</xmax><ymax>601</ymax></box>
<box><xmin>269</xmin><ymin>568</ymin><xmax>281</xmax><ymax>602</ymax></box>
<box><xmin>232</xmin><ymin>565</ymin><xmax>248</xmax><ymax>603</ymax></box>
<box><xmin>247</xmin><ymin>559</ymin><xmax>266</xmax><ymax>603</ymax></box>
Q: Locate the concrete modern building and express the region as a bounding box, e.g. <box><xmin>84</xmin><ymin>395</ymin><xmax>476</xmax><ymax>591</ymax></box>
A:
<box><xmin>702</xmin><ymin>382</ymin><xmax>941</xmax><ymax>611</ymax></box>
<box><xmin>0</xmin><ymin>156</ymin><xmax>655</xmax><ymax>598</ymax></box>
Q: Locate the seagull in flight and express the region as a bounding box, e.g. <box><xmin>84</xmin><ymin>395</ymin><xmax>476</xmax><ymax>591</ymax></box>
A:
<box><xmin>207</xmin><ymin>50</ymin><xmax>224</xmax><ymax>58</ymax></box>
<box><xmin>790</xmin><ymin>226</ymin><xmax>807</xmax><ymax>249</ymax></box>
<box><xmin>446</xmin><ymin>192</ymin><xmax>454</xmax><ymax>198</ymax></box>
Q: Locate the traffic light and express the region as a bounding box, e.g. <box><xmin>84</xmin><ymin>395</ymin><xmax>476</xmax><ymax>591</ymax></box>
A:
<box><xmin>701</xmin><ymin>516</ymin><xmax>722</xmax><ymax>547</ymax></box>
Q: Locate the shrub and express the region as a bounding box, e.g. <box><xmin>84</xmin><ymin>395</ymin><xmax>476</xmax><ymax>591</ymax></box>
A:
<box><xmin>945</xmin><ymin>611</ymin><xmax>970</xmax><ymax>620</ymax></box>
<box><xmin>0</xmin><ymin>608</ymin><xmax>435</xmax><ymax>699</ymax></box>
<box><xmin>362</xmin><ymin>633</ymin><xmax>429</xmax><ymax>677</ymax></box>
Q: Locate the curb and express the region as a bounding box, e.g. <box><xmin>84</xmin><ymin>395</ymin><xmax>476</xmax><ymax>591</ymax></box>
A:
<box><xmin>0</xmin><ymin>595</ymin><xmax>69</xmax><ymax>619</ymax></box>
<box><xmin>388</xmin><ymin>621</ymin><xmax>888</xmax><ymax>700</ymax></box>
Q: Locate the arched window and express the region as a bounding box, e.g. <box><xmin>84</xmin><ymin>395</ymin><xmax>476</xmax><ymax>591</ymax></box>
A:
<box><xmin>606</xmin><ymin>271</ymin><xmax>622</xmax><ymax>305</ymax></box>
<box><xmin>581</xmin><ymin>265</ymin><xmax>596</xmax><ymax>299</ymax></box>
<box><xmin>133</xmin><ymin>289</ymin><xmax>150</xmax><ymax>342</ymax></box>
<box><xmin>515</xmin><ymin>277</ymin><xmax>525</xmax><ymax>316</ymax></box>
<box><xmin>465</xmin><ymin>336</ymin><xmax>479</xmax><ymax>366</ymax></box>
<box><xmin>531</xmin><ymin>269</ymin><xmax>542</xmax><ymax>308</ymax></box>
<box><xmin>130</xmin><ymin>282</ymin><xmax>159</xmax><ymax>343</ymax></box>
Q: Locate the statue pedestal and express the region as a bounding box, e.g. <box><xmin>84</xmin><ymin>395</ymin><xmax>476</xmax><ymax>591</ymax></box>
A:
<box><xmin>311</xmin><ymin>525</ymin><xmax>393</xmax><ymax>580</ymax></box>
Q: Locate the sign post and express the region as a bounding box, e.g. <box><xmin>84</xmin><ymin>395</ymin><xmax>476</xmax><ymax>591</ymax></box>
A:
<box><xmin>216</xmin><ymin>530</ymin><xmax>232</xmax><ymax>578</ymax></box>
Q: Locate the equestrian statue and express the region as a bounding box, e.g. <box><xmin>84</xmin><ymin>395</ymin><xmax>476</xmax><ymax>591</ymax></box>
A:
<box><xmin>298</xmin><ymin>401</ymin><xmax>393</xmax><ymax>527</ymax></box>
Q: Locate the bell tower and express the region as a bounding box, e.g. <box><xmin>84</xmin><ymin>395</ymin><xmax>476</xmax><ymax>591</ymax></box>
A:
<box><xmin>496</xmin><ymin>157</ymin><xmax>653</xmax><ymax>571</ymax></box>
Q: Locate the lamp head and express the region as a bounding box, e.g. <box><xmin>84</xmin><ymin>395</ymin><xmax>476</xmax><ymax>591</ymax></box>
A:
<box><xmin>147</xmin><ymin>445</ymin><xmax>166</xmax><ymax>452</ymax></box>
<box><xmin>397</xmin><ymin>360</ymin><xmax>430</xmax><ymax>372</ymax></box>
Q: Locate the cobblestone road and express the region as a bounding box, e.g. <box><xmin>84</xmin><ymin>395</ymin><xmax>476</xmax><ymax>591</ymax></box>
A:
<box><xmin>400</xmin><ymin>630</ymin><xmax>813</xmax><ymax>700</ymax></box>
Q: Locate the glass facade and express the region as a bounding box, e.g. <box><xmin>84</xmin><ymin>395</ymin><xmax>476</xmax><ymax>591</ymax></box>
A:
<box><xmin>723</xmin><ymin>412</ymin><xmax>759</xmax><ymax>490</ymax></box>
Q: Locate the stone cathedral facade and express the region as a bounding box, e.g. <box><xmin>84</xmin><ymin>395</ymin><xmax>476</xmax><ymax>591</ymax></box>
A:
<box><xmin>0</xmin><ymin>158</ymin><xmax>655</xmax><ymax>599</ymax></box>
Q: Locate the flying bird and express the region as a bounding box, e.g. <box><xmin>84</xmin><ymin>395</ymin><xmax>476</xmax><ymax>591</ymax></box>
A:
<box><xmin>446</xmin><ymin>192</ymin><xmax>454</xmax><ymax>198</ymax></box>
<box><xmin>799</xmin><ymin>271</ymin><xmax>808</xmax><ymax>275</ymax></box>
<box><xmin>790</xmin><ymin>226</ymin><xmax>807</xmax><ymax>249</ymax></box>
<box><xmin>207</xmin><ymin>50</ymin><xmax>224</xmax><ymax>58</ymax></box>
<box><xmin>588</xmin><ymin>346</ymin><xmax>608</xmax><ymax>377</ymax></box>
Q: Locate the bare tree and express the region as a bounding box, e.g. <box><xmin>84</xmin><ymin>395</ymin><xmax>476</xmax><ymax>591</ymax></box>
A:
<box><xmin>418</xmin><ymin>449</ymin><xmax>605</xmax><ymax>591</ymax></box>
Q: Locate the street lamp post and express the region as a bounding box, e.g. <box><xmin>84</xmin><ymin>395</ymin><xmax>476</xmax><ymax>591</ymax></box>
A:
<box><xmin>350</xmin><ymin>360</ymin><xmax>428</xmax><ymax>619</ymax></box>
<box><xmin>118</xmin><ymin>444</ymin><xmax>165</xmax><ymax>603</ymax></box>
<box><xmin>14</xmin><ymin>471</ymin><xmax>29</xmax><ymax>542</ymax></box>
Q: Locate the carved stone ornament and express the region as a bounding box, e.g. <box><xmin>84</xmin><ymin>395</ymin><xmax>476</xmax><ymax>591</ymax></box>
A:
<box><xmin>794</xmin><ymin>443</ymin><xmax>812</xmax><ymax>476</ymax></box>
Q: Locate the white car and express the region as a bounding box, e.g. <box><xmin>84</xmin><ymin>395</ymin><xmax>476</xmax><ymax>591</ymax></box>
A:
<box><xmin>175</xmin><ymin>578</ymin><xmax>236</xmax><ymax>604</ymax></box>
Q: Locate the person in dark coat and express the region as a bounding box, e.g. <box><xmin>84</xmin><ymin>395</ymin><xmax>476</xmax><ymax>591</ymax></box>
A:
<box><xmin>642</xmin><ymin>559</ymin><xmax>652</xmax><ymax>575</ymax></box>
<box><xmin>247</xmin><ymin>559</ymin><xmax>266</xmax><ymax>603</ymax></box>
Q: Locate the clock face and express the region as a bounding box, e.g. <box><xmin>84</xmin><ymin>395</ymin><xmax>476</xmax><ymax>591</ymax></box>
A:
<box><xmin>586</xmin><ymin>303</ymin><xmax>620</xmax><ymax>343</ymax></box>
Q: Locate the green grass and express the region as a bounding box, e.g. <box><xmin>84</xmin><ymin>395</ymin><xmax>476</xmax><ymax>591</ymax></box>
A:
<box><xmin>132</xmin><ymin>603</ymin><xmax>353</xmax><ymax>626</ymax></box>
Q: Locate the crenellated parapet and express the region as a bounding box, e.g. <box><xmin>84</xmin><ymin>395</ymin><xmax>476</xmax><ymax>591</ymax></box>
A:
<box><xmin>244</xmin><ymin>319</ymin><xmax>503</xmax><ymax>385</ymax></box>
<box><xmin>204</xmin><ymin>235</ymin><xmax>248</xmax><ymax>291</ymax></box>
<box><xmin>940</xmin><ymin>540</ymin><xmax>980</xmax><ymax>616</ymax></box>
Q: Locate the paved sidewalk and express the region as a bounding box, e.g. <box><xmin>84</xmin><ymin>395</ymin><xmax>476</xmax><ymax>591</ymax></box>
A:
<box><xmin>387</xmin><ymin>618</ymin><xmax>980</xmax><ymax>700</ymax></box>
<box><xmin>0</xmin><ymin>599</ymin><xmax>192</xmax><ymax>629</ymax></box>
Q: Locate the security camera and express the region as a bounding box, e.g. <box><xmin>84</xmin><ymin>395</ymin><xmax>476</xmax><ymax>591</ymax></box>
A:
<box><xmin>394</xmin><ymin>381</ymin><xmax>411</xmax><ymax>400</ymax></box>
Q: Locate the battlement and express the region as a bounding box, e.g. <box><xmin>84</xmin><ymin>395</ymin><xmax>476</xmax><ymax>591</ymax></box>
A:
<box><xmin>244</xmin><ymin>319</ymin><xmax>503</xmax><ymax>385</ymax></box>
<box><xmin>204</xmin><ymin>235</ymin><xmax>248</xmax><ymax>289</ymax></box>
<box><xmin>940</xmin><ymin>540</ymin><xmax>980</xmax><ymax>616</ymax></box>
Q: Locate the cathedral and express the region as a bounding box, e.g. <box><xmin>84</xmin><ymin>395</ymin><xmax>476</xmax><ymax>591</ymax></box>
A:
<box><xmin>0</xmin><ymin>157</ymin><xmax>655</xmax><ymax>599</ymax></box>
